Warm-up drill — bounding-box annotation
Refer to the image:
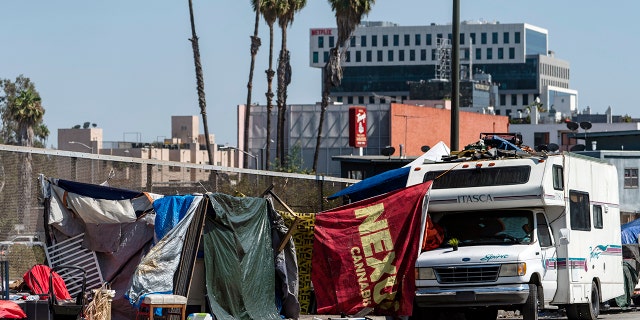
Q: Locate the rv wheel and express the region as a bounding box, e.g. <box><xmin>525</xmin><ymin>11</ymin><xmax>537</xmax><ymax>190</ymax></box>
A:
<box><xmin>565</xmin><ymin>281</ymin><xmax>600</xmax><ymax>320</ymax></box>
<box><xmin>521</xmin><ymin>283</ymin><xmax>539</xmax><ymax>320</ymax></box>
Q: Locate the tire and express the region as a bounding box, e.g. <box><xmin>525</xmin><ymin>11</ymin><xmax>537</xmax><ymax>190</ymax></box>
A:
<box><xmin>463</xmin><ymin>307</ymin><xmax>497</xmax><ymax>320</ymax></box>
<box><xmin>566</xmin><ymin>281</ymin><xmax>600</xmax><ymax>320</ymax></box>
<box><xmin>522</xmin><ymin>283</ymin><xmax>539</xmax><ymax>320</ymax></box>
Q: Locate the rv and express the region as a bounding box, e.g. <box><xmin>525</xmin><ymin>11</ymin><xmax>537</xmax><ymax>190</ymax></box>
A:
<box><xmin>408</xmin><ymin>147</ymin><xmax>623</xmax><ymax>320</ymax></box>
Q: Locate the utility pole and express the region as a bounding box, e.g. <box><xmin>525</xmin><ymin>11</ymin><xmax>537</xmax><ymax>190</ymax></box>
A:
<box><xmin>451</xmin><ymin>0</ymin><xmax>460</xmax><ymax>151</ymax></box>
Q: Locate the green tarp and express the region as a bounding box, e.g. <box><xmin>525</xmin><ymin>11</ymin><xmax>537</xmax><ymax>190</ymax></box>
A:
<box><xmin>203</xmin><ymin>193</ymin><xmax>281</xmax><ymax>320</ymax></box>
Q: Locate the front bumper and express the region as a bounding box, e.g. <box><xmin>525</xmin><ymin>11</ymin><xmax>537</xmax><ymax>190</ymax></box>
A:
<box><xmin>414</xmin><ymin>283</ymin><xmax>530</xmax><ymax>307</ymax></box>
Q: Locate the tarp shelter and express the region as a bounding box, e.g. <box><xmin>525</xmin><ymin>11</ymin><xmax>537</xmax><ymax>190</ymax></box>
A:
<box><xmin>42</xmin><ymin>178</ymin><xmax>299</xmax><ymax>320</ymax></box>
<box><xmin>328</xmin><ymin>141</ymin><xmax>449</xmax><ymax>202</ymax></box>
<box><xmin>621</xmin><ymin>218</ymin><xmax>640</xmax><ymax>245</ymax></box>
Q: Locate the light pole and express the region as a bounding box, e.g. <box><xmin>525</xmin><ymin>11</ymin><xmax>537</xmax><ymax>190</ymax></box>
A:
<box><xmin>69</xmin><ymin>141</ymin><xmax>94</xmax><ymax>183</ymax></box>
<box><xmin>219</xmin><ymin>145</ymin><xmax>259</xmax><ymax>170</ymax></box>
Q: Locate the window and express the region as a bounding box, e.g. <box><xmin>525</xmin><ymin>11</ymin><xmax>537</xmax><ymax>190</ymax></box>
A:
<box><xmin>509</xmin><ymin>47</ymin><xmax>515</xmax><ymax>59</ymax></box>
<box><xmin>523</xmin><ymin>95</ymin><xmax>529</xmax><ymax>105</ymax></box>
<box><xmin>399</xmin><ymin>50</ymin><xmax>405</xmax><ymax>61</ymax></box>
<box><xmin>404</xmin><ymin>34</ymin><xmax>410</xmax><ymax>46</ymax></box>
<box><xmin>312</xmin><ymin>52</ymin><xmax>319</xmax><ymax>63</ymax></box>
<box><xmin>388</xmin><ymin>50</ymin><xmax>394</xmax><ymax>61</ymax></box>
<box><xmin>593</xmin><ymin>205</ymin><xmax>603</xmax><ymax>229</ymax></box>
<box><xmin>624</xmin><ymin>168</ymin><xmax>639</xmax><ymax>188</ymax></box>
<box><xmin>536</xmin><ymin>213</ymin><xmax>553</xmax><ymax>247</ymax></box>
<box><xmin>350</xmin><ymin>36</ymin><xmax>356</xmax><ymax>47</ymax></box>
<box><xmin>470</xmin><ymin>33</ymin><xmax>476</xmax><ymax>45</ymax></box>
<box><xmin>372</xmin><ymin>35</ymin><xmax>377</xmax><ymax>47</ymax></box>
<box><xmin>492</xmin><ymin>32</ymin><xmax>498</xmax><ymax>44</ymax></box>
<box><xmin>355</xmin><ymin>51</ymin><xmax>361</xmax><ymax>62</ymax></box>
<box><xmin>345</xmin><ymin>51</ymin><xmax>351</xmax><ymax>62</ymax></box>
<box><xmin>420</xmin><ymin>49</ymin><xmax>427</xmax><ymax>60</ymax></box>
<box><xmin>422</xmin><ymin>166</ymin><xmax>531</xmax><ymax>189</ymax></box>
<box><xmin>318</xmin><ymin>36</ymin><xmax>324</xmax><ymax>48</ymax></box>
<box><xmin>426</xmin><ymin>34</ymin><xmax>432</xmax><ymax>45</ymax></box>
<box><xmin>347</xmin><ymin>96</ymin><xmax>353</xmax><ymax>104</ymax></box>
<box><xmin>515</xmin><ymin>32</ymin><xmax>521</xmax><ymax>44</ymax></box>
<box><xmin>415</xmin><ymin>34</ymin><xmax>421</xmax><ymax>46</ymax></box>
<box><xmin>475</xmin><ymin>48</ymin><xmax>481</xmax><ymax>60</ymax></box>
<box><xmin>377</xmin><ymin>50</ymin><xmax>383</xmax><ymax>62</ymax></box>
<box><xmin>498</xmin><ymin>47</ymin><xmax>504</xmax><ymax>59</ymax></box>
<box><xmin>552</xmin><ymin>165</ymin><xmax>563</xmax><ymax>190</ymax></box>
<box><xmin>431</xmin><ymin>49</ymin><xmax>436</xmax><ymax>60</ymax></box>
<box><xmin>393</xmin><ymin>34</ymin><xmax>399</xmax><ymax>46</ymax></box>
<box><xmin>383</xmin><ymin>35</ymin><xmax>389</xmax><ymax>46</ymax></box>
<box><xmin>481</xmin><ymin>32</ymin><xmax>487</xmax><ymax>44</ymax></box>
<box><xmin>511</xmin><ymin>95</ymin><xmax>517</xmax><ymax>105</ymax></box>
<box><xmin>503</xmin><ymin>32</ymin><xmax>510</xmax><ymax>44</ymax></box>
<box><xmin>409</xmin><ymin>49</ymin><xmax>415</xmax><ymax>61</ymax></box>
<box><xmin>569</xmin><ymin>190</ymin><xmax>591</xmax><ymax>231</ymax></box>
<box><xmin>369</xmin><ymin>96</ymin><xmax>375</xmax><ymax>103</ymax></box>
<box><xmin>329</xmin><ymin>36</ymin><xmax>335</xmax><ymax>48</ymax></box>
<box><xmin>486</xmin><ymin>48</ymin><xmax>493</xmax><ymax>60</ymax></box>
<box><xmin>437</xmin><ymin>33</ymin><xmax>442</xmax><ymax>42</ymax></box>
<box><xmin>460</xmin><ymin>33</ymin><xmax>465</xmax><ymax>45</ymax></box>
<box><xmin>499</xmin><ymin>94</ymin><xmax>506</xmax><ymax>106</ymax></box>
<box><xmin>361</xmin><ymin>35</ymin><xmax>367</xmax><ymax>47</ymax></box>
<box><xmin>366</xmin><ymin>50</ymin><xmax>372</xmax><ymax>62</ymax></box>
<box><xmin>323</xmin><ymin>51</ymin><xmax>329</xmax><ymax>63</ymax></box>
<box><xmin>358</xmin><ymin>96</ymin><xmax>364</xmax><ymax>104</ymax></box>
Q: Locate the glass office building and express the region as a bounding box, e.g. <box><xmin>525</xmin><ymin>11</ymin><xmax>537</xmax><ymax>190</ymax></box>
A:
<box><xmin>310</xmin><ymin>21</ymin><xmax>577</xmax><ymax>119</ymax></box>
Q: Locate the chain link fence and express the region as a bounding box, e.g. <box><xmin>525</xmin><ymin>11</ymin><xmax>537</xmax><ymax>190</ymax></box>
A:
<box><xmin>0</xmin><ymin>144</ymin><xmax>357</xmax><ymax>283</ymax></box>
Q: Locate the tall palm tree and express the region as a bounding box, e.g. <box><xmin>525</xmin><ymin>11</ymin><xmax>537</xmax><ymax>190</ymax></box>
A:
<box><xmin>244</xmin><ymin>1</ymin><xmax>262</xmax><ymax>168</ymax></box>
<box><xmin>187</xmin><ymin>0</ymin><xmax>214</xmax><ymax>168</ymax></box>
<box><xmin>313</xmin><ymin>0</ymin><xmax>375</xmax><ymax>172</ymax></box>
<box><xmin>9</xmin><ymin>87</ymin><xmax>44</xmax><ymax>225</ymax></box>
<box><xmin>275</xmin><ymin>0</ymin><xmax>306</xmax><ymax>168</ymax></box>
<box><xmin>260</xmin><ymin>0</ymin><xmax>278</xmax><ymax>171</ymax></box>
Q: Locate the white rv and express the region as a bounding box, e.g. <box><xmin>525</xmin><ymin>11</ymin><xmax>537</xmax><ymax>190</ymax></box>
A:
<box><xmin>409</xmin><ymin>151</ymin><xmax>623</xmax><ymax>320</ymax></box>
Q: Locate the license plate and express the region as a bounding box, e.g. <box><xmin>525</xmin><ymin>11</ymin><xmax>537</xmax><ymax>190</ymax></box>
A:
<box><xmin>456</xmin><ymin>291</ymin><xmax>476</xmax><ymax>301</ymax></box>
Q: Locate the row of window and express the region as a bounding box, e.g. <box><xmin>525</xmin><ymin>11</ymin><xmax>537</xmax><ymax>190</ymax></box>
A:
<box><xmin>334</xmin><ymin>95</ymin><xmax>406</xmax><ymax>105</ymax></box>
<box><xmin>499</xmin><ymin>93</ymin><xmax>541</xmax><ymax>107</ymax></box>
<box><xmin>569</xmin><ymin>190</ymin><xmax>604</xmax><ymax>231</ymax></box>
<box><xmin>541</xmin><ymin>64</ymin><xmax>569</xmax><ymax>79</ymax></box>
<box><xmin>312</xmin><ymin>46</ymin><xmax>518</xmax><ymax>64</ymax></box>
<box><xmin>317</xmin><ymin>31</ymin><xmax>523</xmax><ymax>49</ymax></box>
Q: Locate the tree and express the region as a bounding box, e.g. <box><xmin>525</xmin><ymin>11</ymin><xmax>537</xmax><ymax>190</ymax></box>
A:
<box><xmin>259</xmin><ymin>0</ymin><xmax>278</xmax><ymax>171</ymax></box>
<box><xmin>187</xmin><ymin>0</ymin><xmax>214</xmax><ymax>168</ymax></box>
<box><xmin>244</xmin><ymin>0</ymin><xmax>263</xmax><ymax>168</ymax></box>
<box><xmin>313</xmin><ymin>0</ymin><xmax>375</xmax><ymax>172</ymax></box>
<box><xmin>275</xmin><ymin>0</ymin><xmax>306</xmax><ymax>167</ymax></box>
<box><xmin>0</xmin><ymin>76</ymin><xmax>46</xmax><ymax>227</ymax></box>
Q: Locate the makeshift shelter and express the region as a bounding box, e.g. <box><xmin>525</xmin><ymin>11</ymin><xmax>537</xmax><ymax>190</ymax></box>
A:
<box><xmin>41</xmin><ymin>177</ymin><xmax>299</xmax><ymax>320</ymax></box>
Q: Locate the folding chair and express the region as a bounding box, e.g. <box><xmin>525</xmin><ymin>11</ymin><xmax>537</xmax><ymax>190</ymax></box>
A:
<box><xmin>48</xmin><ymin>265</ymin><xmax>87</xmax><ymax>320</ymax></box>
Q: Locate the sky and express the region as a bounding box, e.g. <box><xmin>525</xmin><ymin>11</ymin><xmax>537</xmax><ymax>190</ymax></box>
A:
<box><xmin>2</xmin><ymin>1</ymin><xmax>639</xmax><ymax>149</ymax></box>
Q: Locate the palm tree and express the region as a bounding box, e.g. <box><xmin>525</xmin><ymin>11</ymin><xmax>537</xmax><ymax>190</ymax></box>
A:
<box><xmin>275</xmin><ymin>0</ymin><xmax>306</xmax><ymax>168</ymax></box>
<box><xmin>187</xmin><ymin>0</ymin><xmax>214</xmax><ymax>168</ymax></box>
<box><xmin>313</xmin><ymin>0</ymin><xmax>375</xmax><ymax>172</ymax></box>
<box><xmin>260</xmin><ymin>0</ymin><xmax>278</xmax><ymax>170</ymax></box>
<box><xmin>9</xmin><ymin>87</ymin><xmax>44</xmax><ymax>226</ymax></box>
<box><xmin>244</xmin><ymin>1</ymin><xmax>263</xmax><ymax>169</ymax></box>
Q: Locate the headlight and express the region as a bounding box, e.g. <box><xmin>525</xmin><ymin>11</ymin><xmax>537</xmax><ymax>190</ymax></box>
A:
<box><xmin>416</xmin><ymin>267</ymin><xmax>436</xmax><ymax>280</ymax></box>
<box><xmin>499</xmin><ymin>263</ymin><xmax>526</xmax><ymax>277</ymax></box>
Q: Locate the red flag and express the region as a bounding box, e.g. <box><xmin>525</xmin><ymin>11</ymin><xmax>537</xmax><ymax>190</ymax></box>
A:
<box><xmin>312</xmin><ymin>181</ymin><xmax>432</xmax><ymax>316</ymax></box>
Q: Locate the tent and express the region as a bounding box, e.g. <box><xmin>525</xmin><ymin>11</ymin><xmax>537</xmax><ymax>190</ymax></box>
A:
<box><xmin>42</xmin><ymin>178</ymin><xmax>299</xmax><ymax>320</ymax></box>
<box><xmin>328</xmin><ymin>141</ymin><xmax>449</xmax><ymax>202</ymax></box>
<box><xmin>622</xmin><ymin>218</ymin><xmax>640</xmax><ymax>245</ymax></box>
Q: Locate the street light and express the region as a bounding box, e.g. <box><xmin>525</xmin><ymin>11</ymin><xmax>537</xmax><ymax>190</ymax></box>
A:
<box><xmin>69</xmin><ymin>141</ymin><xmax>94</xmax><ymax>183</ymax></box>
<box><xmin>219</xmin><ymin>145</ymin><xmax>259</xmax><ymax>170</ymax></box>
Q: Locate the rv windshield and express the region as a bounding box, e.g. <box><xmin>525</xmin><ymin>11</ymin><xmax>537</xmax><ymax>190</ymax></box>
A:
<box><xmin>437</xmin><ymin>210</ymin><xmax>534</xmax><ymax>247</ymax></box>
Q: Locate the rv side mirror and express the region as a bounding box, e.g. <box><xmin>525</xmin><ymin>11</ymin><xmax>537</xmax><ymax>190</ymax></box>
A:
<box><xmin>559</xmin><ymin>228</ymin><xmax>570</xmax><ymax>245</ymax></box>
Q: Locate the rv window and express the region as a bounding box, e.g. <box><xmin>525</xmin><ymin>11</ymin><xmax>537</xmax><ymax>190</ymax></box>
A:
<box><xmin>552</xmin><ymin>165</ymin><xmax>563</xmax><ymax>190</ymax></box>
<box><xmin>423</xmin><ymin>166</ymin><xmax>530</xmax><ymax>189</ymax></box>
<box><xmin>437</xmin><ymin>210</ymin><xmax>534</xmax><ymax>246</ymax></box>
<box><xmin>569</xmin><ymin>190</ymin><xmax>591</xmax><ymax>231</ymax></box>
<box><xmin>536</xmin><ymin>213</ymin><xmax>553</xmax><ymax>247</ymax></box>
<box><xmin>593</xmin><ymin>205</ymin><xmax>603</xmax><ymax>229</ymax></box>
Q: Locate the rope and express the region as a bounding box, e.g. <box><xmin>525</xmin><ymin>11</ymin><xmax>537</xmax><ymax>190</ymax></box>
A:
<box><xmin>84</xmin><ymin>283</ymin><xmax>115</xmax><ymax>320</ymax></box>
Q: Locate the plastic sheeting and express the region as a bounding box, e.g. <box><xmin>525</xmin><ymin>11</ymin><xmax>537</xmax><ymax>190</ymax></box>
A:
<box><xmin>621</xmin><ymin>218</ymin><xmax>640</xmax><ymax>245</ymax></box>
<box><xmin>202</xmin><ymin>193</ymin><xmax>281</xmax><ymax>320</ymax></box>
<box><xmin>126</xmin><ymin>196</ymin><xmax>202</xmax><ymax>307</ymax></box>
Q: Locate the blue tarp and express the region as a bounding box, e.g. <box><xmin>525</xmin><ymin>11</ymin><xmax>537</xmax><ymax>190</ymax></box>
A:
<box><xmin>621</xmin><ymin>218</ymin><xmax>640</xmax><ymax>244</ymax></box>
<box><xmin>327</xmin><ymin>166</ymin><xmax>411</xmax><ymax>202</ymax></box>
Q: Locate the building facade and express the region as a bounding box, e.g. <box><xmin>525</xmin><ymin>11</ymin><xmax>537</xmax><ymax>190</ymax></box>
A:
<box><xmin>309</xmin><ymin>20</ymin><xmax>577</xmax><ymax>120</ymax></box>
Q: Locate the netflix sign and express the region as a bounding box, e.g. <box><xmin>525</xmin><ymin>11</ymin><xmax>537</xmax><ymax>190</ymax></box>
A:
<box><xmin>349</xmin><ymin>106</ymin><xmax>367</xmax><ymax>148</ymax></box>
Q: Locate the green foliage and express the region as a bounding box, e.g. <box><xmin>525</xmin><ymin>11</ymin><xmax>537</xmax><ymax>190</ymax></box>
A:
<box><xmin>271</xmin><ymin>143</ymin><xmax>312</xmax><ymax>174</ymax></box>
<box><xmin>0</xmin><ymin>75</ymin><xmax>48</xmax><ymax>146</ymax></box>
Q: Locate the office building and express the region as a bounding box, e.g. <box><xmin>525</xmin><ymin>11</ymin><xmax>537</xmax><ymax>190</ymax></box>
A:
<box><xmin>309</xmin><ymin>20</ymin><xmax>578</xmax><ymax>120</ymax></box>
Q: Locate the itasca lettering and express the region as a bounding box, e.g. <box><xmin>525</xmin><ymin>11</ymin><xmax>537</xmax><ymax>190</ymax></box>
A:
<box><xmin>457</xmin><ymin>194</ymin><xmax>493</xmax><ymax>203</ymax></box>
